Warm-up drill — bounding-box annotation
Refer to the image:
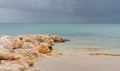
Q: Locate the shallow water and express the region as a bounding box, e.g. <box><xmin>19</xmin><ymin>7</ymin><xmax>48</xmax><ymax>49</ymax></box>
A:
<box><xmin>0</xmin><ymin>23</ymin><xmax>120</xmax><ymax>53</ymax></box>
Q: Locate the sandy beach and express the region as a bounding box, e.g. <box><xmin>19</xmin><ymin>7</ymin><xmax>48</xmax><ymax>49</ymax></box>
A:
<box><xmin>35</xmin><ymin>54</ymin><xmax>120</xmax><ymax>71</ymax></box>
<box><xmin>0</xmin><ymin>0</ymin><xmax>120</xmax><ymax>71</ymax></box>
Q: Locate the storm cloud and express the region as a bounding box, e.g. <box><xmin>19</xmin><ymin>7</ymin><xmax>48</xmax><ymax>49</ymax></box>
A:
<box><xmin>0</xmin><ymin>0</ymin><xmax>120</xmax><ymax>23</ymax></box>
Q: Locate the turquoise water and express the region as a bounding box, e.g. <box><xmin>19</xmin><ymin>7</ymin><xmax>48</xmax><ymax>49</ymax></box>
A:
<box><xmin>0</xmin><ymin>23</ymin><xmax>120</xmax><ymax>53</ymax></box>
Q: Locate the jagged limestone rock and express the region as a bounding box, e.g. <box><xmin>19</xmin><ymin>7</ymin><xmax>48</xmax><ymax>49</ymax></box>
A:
<box><xmin>0</xmin><ymin>34</ymin><xmax>68</xmax><ymax>71</ymax></box>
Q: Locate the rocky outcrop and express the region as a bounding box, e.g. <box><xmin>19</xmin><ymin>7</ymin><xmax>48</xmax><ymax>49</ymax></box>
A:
<box><xmin>0</xmin><ymin>34</ymin><xmax>68</xmax><ymax>71</ymax></box>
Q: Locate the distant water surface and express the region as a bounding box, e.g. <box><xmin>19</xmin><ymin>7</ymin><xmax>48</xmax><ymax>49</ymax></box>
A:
<box><xmin>0</xmin><ymin>23</ymin><xmax>120</xmax><ymax>53</ymax></box>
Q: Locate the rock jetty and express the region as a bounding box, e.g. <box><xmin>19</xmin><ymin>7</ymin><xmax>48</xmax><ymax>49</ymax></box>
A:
<box><xmin>0</xmin><ymin>34</ymin><xmax>69</xmax><ymax>71</ymax></box>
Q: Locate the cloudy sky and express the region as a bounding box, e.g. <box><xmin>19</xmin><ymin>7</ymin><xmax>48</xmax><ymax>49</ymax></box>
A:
<box><xmin>0</xmin><ymin>0</ymin><xmax>120</xmax><ymax>23</ymax></box>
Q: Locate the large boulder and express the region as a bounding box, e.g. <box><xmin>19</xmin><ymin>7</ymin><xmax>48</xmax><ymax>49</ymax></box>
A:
<box><xmin>37</xmin><ymin>43</ymin><xmax>52</xmax><ymax>54</ymax></box>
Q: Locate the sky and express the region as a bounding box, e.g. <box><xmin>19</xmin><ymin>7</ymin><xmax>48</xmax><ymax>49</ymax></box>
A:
<box><xmin>0</xmin><ymin>0</ymin><xmax>120</xmax><ymax>23</ymax></box>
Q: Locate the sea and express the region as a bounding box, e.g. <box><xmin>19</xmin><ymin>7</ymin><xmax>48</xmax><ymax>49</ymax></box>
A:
<box><xmin>0</xmin><ymin>23</ymin><xmax>120</xmax><ymax>54</ymax></box>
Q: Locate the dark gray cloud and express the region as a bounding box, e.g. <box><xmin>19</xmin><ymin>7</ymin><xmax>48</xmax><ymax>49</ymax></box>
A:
<box><xmin>0</xmin><ymin>0</ymin><xmax>120</xmax><ymax>23</ymax></box>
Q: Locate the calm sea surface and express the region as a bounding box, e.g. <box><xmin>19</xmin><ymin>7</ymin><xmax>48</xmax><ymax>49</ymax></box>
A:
<box><xmin>0</xmin><ymin>23</ymin><xmax>120</xmax><ymax>53</ymax></box>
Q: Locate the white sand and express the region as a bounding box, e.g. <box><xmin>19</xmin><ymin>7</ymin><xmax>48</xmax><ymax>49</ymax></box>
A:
<box><xmin>34</xmin><ymin>55</ymin><xmax>120</xmax><ymax>71</ymax></box>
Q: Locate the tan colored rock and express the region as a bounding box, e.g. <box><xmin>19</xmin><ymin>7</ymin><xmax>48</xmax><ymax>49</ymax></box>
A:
<box><xmin>22</xmin><ymin>42</ymin><xmax>36</xmax><ymax>48</ymax></box>
<box><xmin>0</xmin><ymin>34</ymin><xmax>68</xmax><ymax>71</ymax></box>
<box><xmin>0</xmin><ymin>48</ymin><xmax>14</xmax><ymax>60</ymax></box>
<box><xmin>12</xmin><ymin>41</ymin><xmax>22</xmax><ymax>49</ymax></box>
<box><xmin>16</xmin><ymin>58</ymin><xmax>31</xmax><ymax>69</ymax></box>
<box><xmin>50</xmin><ymin>35</ymin><xmax>69</xmax><ymax>42</ymax></box>
<box><xmin>37</xmin><ymin>44</ymin><xmax>51</xmax><ymax>54</ymax></box>
<box><xmin>3</xmin><ymin>44</ymin><xmax>14</xmax><ymax>52</ymax></box>
<box><xmin>25</xmin><ymin>39</ymin><xmax>38</xmax><ymax>45</ymax></box>
<box><xmin>0</xmin><ymin>60</ymin><xmax>26</xmax><ymax>71</ymax></box>
<box><xmin>14</xmin><ymin>48</ymin><xmax>39</xmax><ymax>60</ymax></box>
<box><xmin>0</xmin><ymin>36</ymin><xmax>14</xmax><ymax>52</ymax></box>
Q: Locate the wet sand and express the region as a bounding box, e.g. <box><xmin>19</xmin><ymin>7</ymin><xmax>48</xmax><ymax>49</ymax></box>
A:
<box><xmin>34</xmin><ymin>55</ymin><xmax>120</xmax><ymax>71</ymax></box>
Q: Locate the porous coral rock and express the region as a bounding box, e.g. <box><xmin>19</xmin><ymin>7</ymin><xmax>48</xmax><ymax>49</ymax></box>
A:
<box><xmin>0</xmin><ymin>60</ymin><xmax>26</xmax><ymax>71</ymax></box>
<box><xmin>37</xmin><ymin>44</ymin><xmax>51</xmax><ymax>54</ymax></box>
<box><xmin>0</xmin><ymin>34</ymin><xmax>68</xmax><ymax>71</ymax></box>
<box><xmin>0</xmin><ymin>48</ymin><xmax>14</xmax><ymax>60</ymax></box>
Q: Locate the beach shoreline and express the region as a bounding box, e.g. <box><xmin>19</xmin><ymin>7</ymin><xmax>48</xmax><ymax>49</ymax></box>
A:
<box><xmin>0</xmin><ymin>34</ymin><xmax>120</xmax><ymax>71</ymax></box>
